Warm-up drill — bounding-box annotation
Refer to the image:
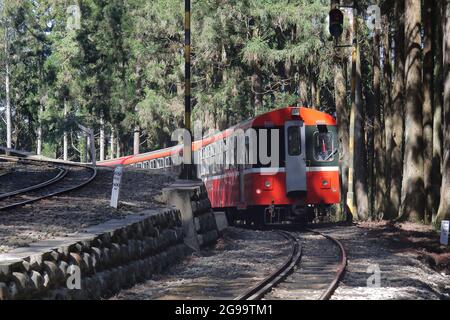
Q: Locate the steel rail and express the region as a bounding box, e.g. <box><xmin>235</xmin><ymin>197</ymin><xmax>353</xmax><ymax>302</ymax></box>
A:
<box><xmin>235</xmin><ymin>228</ymin><xmax>347</xmax><ymax>301</ymax></box>
<box><xmin>306</xmin><ymin>228</ymin><xmax>347</xmax><ymax>300</ymax></box>
<box><xmin>0</xmin><ymin>156</ymin><xmax>97</xmax><ymax>211</ymax></box>
<box><xmin>0</xmin><ymin>167</ymin><xmax>68</xmax><ymax>200</ymax></box>
<box><xmin>0</xmin><ymin>170</ymin><xmax>13</xmax><ymax>178</ymax></box>
<box><xmin>235</xmin><ymin>231</ymin><xmax>302</xmax><ymax>300</ymax></box>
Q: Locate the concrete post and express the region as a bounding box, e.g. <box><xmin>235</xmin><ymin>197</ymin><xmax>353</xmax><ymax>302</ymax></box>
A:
<box><xmin>163</xmin><ymin>180</ymin><xmax>204</xmax><ymax>251</ymax></box>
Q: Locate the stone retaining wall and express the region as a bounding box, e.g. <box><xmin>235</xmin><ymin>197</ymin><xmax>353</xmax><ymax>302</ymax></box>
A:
<box><xmin>0</xmin><ymin>209</ymin><xmax>189</xmax><ymax>300</ymax></box>
<box><xmin>192</xmin><ymin>185</ymin><xmax>219</xmax><ymax>247</ymax></box>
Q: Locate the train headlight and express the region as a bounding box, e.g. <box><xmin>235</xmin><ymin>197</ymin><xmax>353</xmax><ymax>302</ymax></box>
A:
<box><xmin>321</xmin><ymin>179</ymin><xmax>331</xmax><ymax>189</ymax></box>
<box><xmin>256</xmin><ymin>188</ymin><xmax>262</xmax><ymax>195</ymax></box>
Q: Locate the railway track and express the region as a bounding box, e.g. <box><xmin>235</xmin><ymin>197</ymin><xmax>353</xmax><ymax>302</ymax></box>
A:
<box><xmin>0</xmin><ymin>155</ymin><xmax>97</xmax><ymax>211</ymax></box>
<box><xmin>0</xmin><ymin>166</ymin><xmax>68</xmax><ymax>199</ymax></box>
<box><xmin>236</xmin><ymin>229</ymin><xmax>346</xmax><ymax>300</ymax></box>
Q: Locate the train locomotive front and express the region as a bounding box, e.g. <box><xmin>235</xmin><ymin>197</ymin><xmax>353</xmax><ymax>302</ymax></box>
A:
<box><xmin>198</xmin><ymin>106</ymin><xmax>340</xmax><ymax>225</ymax></box>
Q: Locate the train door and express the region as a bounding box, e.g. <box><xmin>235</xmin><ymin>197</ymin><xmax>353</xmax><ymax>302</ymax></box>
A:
<box><xmin>284</xmin><ymin>121</ymin><xmax>307</xmax><ymax>196</ymax></box>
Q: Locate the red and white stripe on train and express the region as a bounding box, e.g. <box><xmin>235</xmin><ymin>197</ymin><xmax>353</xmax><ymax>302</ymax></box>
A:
<box><xmin>98</xmin><ymin>106</ymin><xmax>340</xmax><ymax>224</ymax></box>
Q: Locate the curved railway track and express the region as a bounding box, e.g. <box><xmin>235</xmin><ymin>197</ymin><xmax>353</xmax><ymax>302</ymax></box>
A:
<box><xmin>236</xmin><ymin>229</ymin><xmax>346</xmax><ymax>300</ymax></box>
<box><xmin>0</xmin><ymin>156</ymin><xmax>97</xmax><ymax>211</ymax></box>
<box><xmin>0</xmin><ymin>167</ymin><xmax>68</xmax><ymax>199</ymax></box>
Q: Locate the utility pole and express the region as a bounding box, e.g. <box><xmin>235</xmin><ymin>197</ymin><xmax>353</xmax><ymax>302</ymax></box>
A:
<box><xmin>329</xmin><ymin>0</ymin><xmax>358</xmax><ymax>220</ymax></box>
<box><xmin>182</xmin><ymin>0</ymin><xmax>193</xmax><ymax>180</ymax></box>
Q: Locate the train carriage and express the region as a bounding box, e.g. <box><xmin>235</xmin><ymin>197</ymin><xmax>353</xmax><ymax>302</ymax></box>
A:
<box><xmin>98</xmin><ymin>106</ymin><xmax>340</xmax><ymax>225</ymax></box>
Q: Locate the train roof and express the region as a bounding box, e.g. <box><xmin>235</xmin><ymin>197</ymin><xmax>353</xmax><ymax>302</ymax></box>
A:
<box><xmin>97</xmin><ymin>106</ymin><xmax>336</xmax><ymax>166</ymax></box>
<box><xmin>251</xmin><ymin>106</ymin><xmax>336</xmax><ymax>127</ymax></box>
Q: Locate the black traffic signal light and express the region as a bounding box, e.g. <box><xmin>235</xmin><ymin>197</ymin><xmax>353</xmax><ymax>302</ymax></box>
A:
<box><xmin>329</xmin><ymin>8</ymin><xmax>344</xmax><ymax>39</ymax></box>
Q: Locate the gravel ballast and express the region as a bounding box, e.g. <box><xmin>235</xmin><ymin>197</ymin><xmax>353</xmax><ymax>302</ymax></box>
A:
<box><xmin>111</xmin><ymin>227</ymin><xmax>291</xmax><ymax>300</ymax></box>
<box><xmin>114</xmin><ymin>225</ymin><xmax>450</xmax><ymax>300</ymax></box>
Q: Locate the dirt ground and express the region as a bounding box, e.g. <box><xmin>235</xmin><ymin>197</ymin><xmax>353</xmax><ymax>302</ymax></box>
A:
<box><xmin>0</xmin><ymin>166</ymin><xmax>175</xmax><ymax>253</ymax></box>
<box><xmin>357</xmin><ymin>221</ymin><xmax>450</xmax><ymax>275</ymax></box>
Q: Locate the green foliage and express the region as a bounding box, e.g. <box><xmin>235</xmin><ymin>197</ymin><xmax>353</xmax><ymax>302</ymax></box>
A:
<box><xmin>1</xmin><ymin>0</ymin><xmax>337</xmax><ymax>157</ymax></box>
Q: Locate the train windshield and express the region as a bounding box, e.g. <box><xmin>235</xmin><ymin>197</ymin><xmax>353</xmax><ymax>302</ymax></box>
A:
<box><xmin>314</xmin><ymin>132</ymin><xmax>334</xmax><ymax>161</ymax></box>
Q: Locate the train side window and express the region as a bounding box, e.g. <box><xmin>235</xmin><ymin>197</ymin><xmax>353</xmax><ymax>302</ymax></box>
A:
<box><xmin>165</xmin><ymin>157</ymin><xmax>172</xmax><ymax>167</ymax></box>
<box><xmin>313</xmin><ymin>132</ymin><xmax>334</xmax><ymax>161</ymax></box>
<box><xmin>150</xmin><ymin>160</ymin><xmax>156</xmax><ymax>169</ymax></box>
<box><xmin>136</xmin><ymin>162</ymin><xmax>142</xmax><ymax>168</ymax></box>
<box><xmin>143</xmin><ymin>161</ymin><xmax>149</xmax><ymax>169</ymax></box>
<box><xmin>287</xmin><ymin>126</ymin><xmax>301</xmax><ymax>156</ymax></box>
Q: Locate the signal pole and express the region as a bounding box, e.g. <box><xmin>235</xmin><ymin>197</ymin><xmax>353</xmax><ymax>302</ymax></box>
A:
<box><xmin>182</xmin><ymin>0</ymin><xmax>193</xmax><ymax>180</ymax></box>
<box><xmin>329</xmin><ymin>0</ymin><xmax>358</xmax><ymax>220</ymax></box>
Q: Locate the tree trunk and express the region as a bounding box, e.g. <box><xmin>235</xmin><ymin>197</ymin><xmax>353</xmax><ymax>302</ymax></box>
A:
<box><xmin>133</xmin><ymin>125</ymin><xmax>140</xmax><ymax>155</ymax></box>
<box><xmin>311</xmin><ymin>76</ymin><xmax>317</xmax><ymax>109</ymax></box>
<box><xmin>63</xmin><ymin>100</ymin><xmax>68</xmax><ymax>161</ymax></box>
<box><xmin>298</xmin><ymin>72</ymin><xmax>309</xmax><ymax>107</ymax></box>
<box><xmin>432</xmin><ymin>0</ymin><xmax>445</xmax><ymax>222</ymax></box>
<box><xmin>99</xmin><ymin>113</ymin><xmax>105</xmax><ymax>161</ymax></box>
<box><xmin>382</xmin><ymin>17</ymin><xmax>393</xmax><ymax>218</ymax></box>
<box><xmin>37</xmin><ymin>104</ymin><xmax>43</xmax><ymax>155</ymax></box>
<box><xmin>373</xmin><ymin>29</ymin><xmax>386</xmax><ymax>218</ymax></box>
<box><xmin>335</xmin><ymin>58</ymin><xmax>350</xmax><ymax>213</ymax></box>
<box><xmin>423</xmin><ymin>0</ymin><xmax>435</xmax><ymax>223</ymax></box>
<box><xmin>252</xmin><ymin>65</ymin><xmax>262</xmax><ymax>115</ymax></box>
<box><xmin>110</xmin><ymin>126</ymin><xmax>115</xmax><ymax>160</ymax></box>
<box><xmin>87</xmin><ymin>133</ymin><xmax>92</xmax><ymax>163</ymax></box>
<box><xmin>88</xmin><ymin>128</ymin><xmax>96</xmax><ymax>166</ymax></box>
<box><xmin>82</xmin><ymin>135</ymin><xmax>88</xmax><ymax>163</ymax></box>
<box><xmin>436</xmin><ymin>0</ymin><xmax>450</xmax><ymax>223</ymax></box>
<box><xmin>390</xmin><ymin>0</ymin><xmax>406</xmax><ymax>218</ymax></box>
<box><xmin>354</xmin><ymin>40</ymin><xmax>369</xmax><ymax>220</ymax></box>
<box><xmin>133</xmin><ymin>56</ymin><xmax>142</xmax><ymax>156</ymax></box>
<box><xmin>4</xmin><ymin>25</ymin><xmax>11</xmax><ymax>149</ymax></box>
<box><xmin>116</xmin><ymin>138</ymin><xmax>121</xmax><ymax>158</ymax></box>
<box><xmin>400</xmin><ymin>0</ymin><xmax>425</xmax><ymax>221</ymax></box>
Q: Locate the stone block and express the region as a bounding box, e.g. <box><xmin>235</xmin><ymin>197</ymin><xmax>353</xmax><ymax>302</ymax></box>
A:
<box><xmin>43</xmin><ymin>261</ymin><xmax>64</xmax><ymax>287</ymax></box>
<box><xmin>42</xmin><ymin>250</ymin><xmax>60</xmax><ymax>262</ymax></box>
<box><xmin>57</xmin><ymin>261</ymin><xmax>69</xmax><ymax>280</ymax></box>
<box><xmin>29</xmin><ymin>270</ymin><xmax>44</xmax><ymax>291</ymax></box>
<box><xmin>11</xmin><ymin>272</ymin><xmax>32</xmax><ymax>297</ymax></box>
<box><xmin>0</xmin><ymin>282</ymin><xmax>8</xmax><ymax>300</ymax></box>
<box><xmin>90</xmin><ymin>247</ymin><xmax>102</xmax><ymax>271</ymax></box>
<box><xmin>214</xmin><ymin>212</ymin><xmax>228</xmax><ymax>232</ymax></box>
<box><xmin>69</xmin><ymin>252</ymin><xmax>82</xmax><ymax>268</ymax></box>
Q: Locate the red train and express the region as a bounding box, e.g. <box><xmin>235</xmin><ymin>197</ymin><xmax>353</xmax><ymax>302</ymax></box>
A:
<box><xmin>99</xmin><ymin>106</ymin><xmax>340</xmax><ymax>225</ymax></box>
